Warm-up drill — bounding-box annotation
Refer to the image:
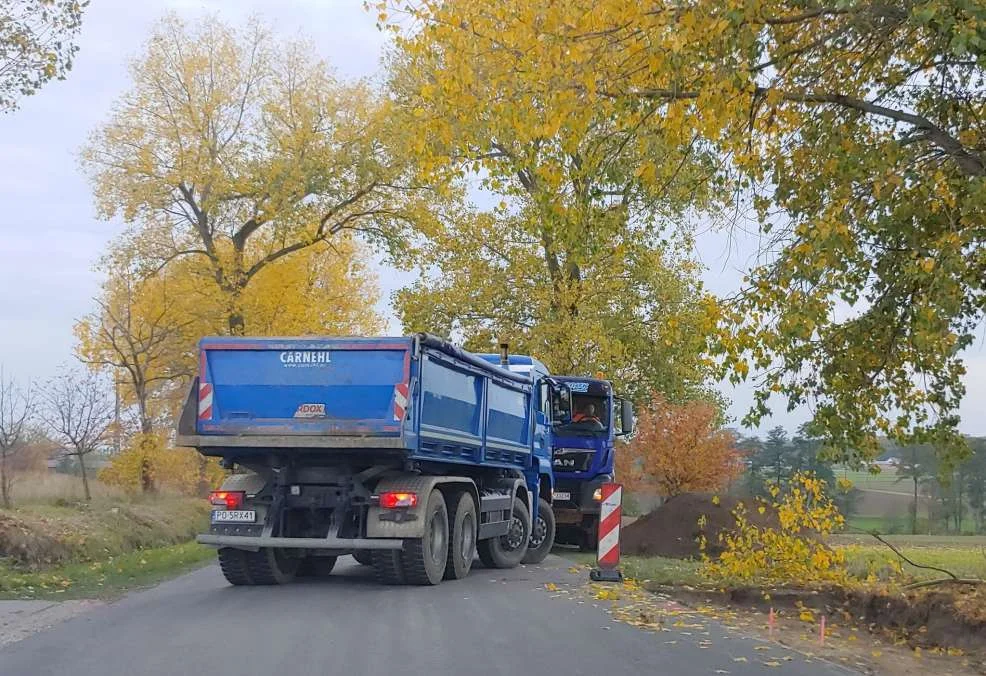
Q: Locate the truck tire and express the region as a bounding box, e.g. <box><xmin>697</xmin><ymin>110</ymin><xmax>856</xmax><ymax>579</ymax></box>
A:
<box><xmin>522</xmin><ymin>498</ymin><xmax>556</xmax><ymax>564</ymax></box>
<box><xmin>217</xmin><ymin>547</ymin><xmax>253</xmax><ymax>585</ymax></box>
<box><xmin>371</xmin><ymin>550</ymin><xmax>406</xmax><ymax>585</ymax></box>
<box><xmin>352</xmin><ymin>550</ymin><xmax>373</xmax><ymax>566</ymax></box>
<box><xmin>444</xmin><ymin>491</ymin><xmax>477</xmax><ymax>580</ymax></box>
<box><xmin>297</xmin><ymin>556</ymin><xmax>337</xmax><ymax>577</ymax></box>
<box><xmin>400</xmin><ymin>489</ymin><xmax>449</xmax><ymax>585</ymax></box>
<box><xmin>243</xmin><ymin>547</ymin><xmax>299</xmax><ymax>585</ymax></box>
<box><xmin>477</xmin><ymin>497</ymin><xmax>530</xmax><ymax>569</ymax></box>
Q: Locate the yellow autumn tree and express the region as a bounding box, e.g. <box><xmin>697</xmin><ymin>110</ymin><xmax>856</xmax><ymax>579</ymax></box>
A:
<box><xmin>79</xmin><ymin>232</ymin><xmax>382</xmax><ymax>493</ymax></box>
<box><xmin>388</xmin><ymin>39</ymin><xmax>719</xmax><ymax>403</ymax></box>
<box><xmin>81</xmin><ymin>13</ymin><xmax>445</xmax><ymax>337</ymax></box>
<box><xmin>382</xmin><ymin>0</ymin><xmax>986</xmax><ymax>464</ymax></box>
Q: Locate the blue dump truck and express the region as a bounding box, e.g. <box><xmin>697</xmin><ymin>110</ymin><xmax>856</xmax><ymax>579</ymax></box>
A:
<box><xmin>548</xmin><ymin>376</ymin><xmax>634</xmax><ymax>551</ymax></box>
<box><xmin>176</xmin><ymin>334</ymin><xmax>557</xmax><ymax>586</ymax></box>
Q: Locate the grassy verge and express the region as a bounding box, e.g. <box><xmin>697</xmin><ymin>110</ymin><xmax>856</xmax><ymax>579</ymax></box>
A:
<box><xmin>1</xmin><ymin>483</ymin><xmax>213</xmax><ymax>600</ymax></box>
<box><xmin>559</xmin><ymin>549</ymin><xmax>704</xmax><ymax>585</ymax></box>
<box><xmin>0</xmin><ymin>494</ymin><xmax>209</xmax><ymax>567</ymax></box>
<box><xmin>558</xmin><ymin>541</ymin><xmax>985</xmax><ymax>586</ymax></box>
<box><xmin>0</xmin><ymin>541</ymin><xmax>215</xmax><ymax>600</ymax></box>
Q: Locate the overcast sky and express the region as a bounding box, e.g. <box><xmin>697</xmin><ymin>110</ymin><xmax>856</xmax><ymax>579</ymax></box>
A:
<box><xmin>0</xmin><ymin>0</ymin><xmax>982</xmax><ymax>436</ymax></box>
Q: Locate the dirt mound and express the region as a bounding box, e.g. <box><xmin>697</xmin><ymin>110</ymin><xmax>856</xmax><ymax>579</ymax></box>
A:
<box><xmin>622</xmin><ymin>492</ymin><xmax>776</xmax><ymax>559</ymax></box>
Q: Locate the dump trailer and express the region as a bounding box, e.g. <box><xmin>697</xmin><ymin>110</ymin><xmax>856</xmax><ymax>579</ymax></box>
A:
<box><xmin>177</xmin><ymin>334</ymin><xmax>556</xmax><ymax>586</ymax></box>
<box><xmin>475</xmin><ymin>352</ymin><xmax>558</xmax><ymax>564</ymax></box>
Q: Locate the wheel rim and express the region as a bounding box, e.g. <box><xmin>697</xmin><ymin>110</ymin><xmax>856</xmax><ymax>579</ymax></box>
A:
<box><xmin>529</xmin><ymin>515</ymin><xmax>547</xmax><ymax>548</ymax></box>
<box><xmin>460</xmin><ymin>512</ymin><xmax>475</xmax><ymax>565</ymax></box>
<box><xmin>503</xmin><ymin>515</ymin><xmax>526</xmax><ymax>551</ymax></box>
<box><xmin>429</xmin><ymin>507</ymin><xmax>446</xmax><ymax>564</ymax></box>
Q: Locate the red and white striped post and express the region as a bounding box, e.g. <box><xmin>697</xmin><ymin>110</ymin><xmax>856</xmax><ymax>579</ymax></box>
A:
<box><xmin>590</xmin><ymin>482</ymin><xmax>623</xmax><ymax>582</ymax></box>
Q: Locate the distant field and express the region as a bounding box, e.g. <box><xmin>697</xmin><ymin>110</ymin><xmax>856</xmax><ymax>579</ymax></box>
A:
<box><xmin>837</xmin><ymin>468</ymin><xmax>912</xmax><ymax>494</ymax></box>
<box><xmin>831</xmin><ymin>533</ymin><xmax>986</xmax><ymax>547</ymax></box>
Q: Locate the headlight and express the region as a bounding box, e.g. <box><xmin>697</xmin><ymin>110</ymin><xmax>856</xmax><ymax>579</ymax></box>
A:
<box><xmin>592</xmin><ymin>488</ymin><xmax>602</xmax><ymax>501</ymax></box>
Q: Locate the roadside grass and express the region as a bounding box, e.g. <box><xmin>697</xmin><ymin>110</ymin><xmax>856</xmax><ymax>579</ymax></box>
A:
<box><xmin>841</xmin><ymin>543</ymin><xmax>986</xmax><ymax>582</ymax></box>
<box><xmin>0</xmin><ymin>541</ymin><xmax>215</xmax><ymax>600</ymax></box>
<box><xmin>10</xmin><ymin>472</ymin><xmax>130</xmax><ymax>504</ymax></box>
<box><xmin>0</xmin><ymin>494</ymin><xmax>209</xmax><ymax>567</ymax></box>
<box><xmin>557</xmin><ymin>549</ymin><xmax>704</xmax><ymax>586</ymax></box>
<box><xmin>557</xmin><ymin>541</ymin><xmax>986</xmax><ymax>586</ymax></box>
<box><xmin>1</xmin><ymin>479</ymin><xmax>213</xmax><ymax>599</ymax></box>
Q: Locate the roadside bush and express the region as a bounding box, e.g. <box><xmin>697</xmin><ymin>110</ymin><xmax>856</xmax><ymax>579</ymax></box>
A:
<box><xmin>701</xmin><ymin>472</ymin><xmax>849</xmax><ymax>586</ymax></box>
<box><xmin>100</xmin><ymin>432</ymin><xmax>223</xmax><ymax>495</ymax></box>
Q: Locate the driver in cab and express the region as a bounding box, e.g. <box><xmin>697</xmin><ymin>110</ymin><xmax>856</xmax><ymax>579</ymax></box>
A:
<box><xmin>571</xmin><ymin>403</ymin><xmax>603</xmax><ymax>429</ymax></box>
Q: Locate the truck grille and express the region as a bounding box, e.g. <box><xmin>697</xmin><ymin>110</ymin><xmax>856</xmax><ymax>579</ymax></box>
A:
<box><xmin>552</xmin><ymin>448</ymin><xmax>594</xmax><ymax>472</ymax></box>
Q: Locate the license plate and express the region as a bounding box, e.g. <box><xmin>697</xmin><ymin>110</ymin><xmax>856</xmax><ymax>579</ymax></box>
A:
<box><xmin>553</xmin><ymin>491</ymin><xmax>571</xmax><ymax>501</ymax></box>
<box><xmin>212</xmin><ymin>510</ymin><xmax>256</xmax><ymax>523</ymax></box>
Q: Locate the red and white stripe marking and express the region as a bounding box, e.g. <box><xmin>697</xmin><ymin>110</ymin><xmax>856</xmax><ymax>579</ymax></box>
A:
<box><xmin>393</xmin><ymin>383</ymin><xmax>409</xmax><ymax>421</ymax></box>
<box><xmin>198</xmin><ymin>382</ymin><xmax>213</xmax><ymax>420</ymax></box>
<box><xmin>597</xmin><ymin>483</ymin><xmax>622</xmax><ymax>569</ymax></box>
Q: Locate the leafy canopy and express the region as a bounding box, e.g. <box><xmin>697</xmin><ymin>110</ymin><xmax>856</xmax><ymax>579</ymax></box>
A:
<box><xmin>0</xmin><ymin>0</ymin><xmax>86</xmax><ymax>112</ymax></box>
<box><xmin>388</xmin><ymin>19</ymin><xmax>719</xmax><ymax>402</ymax></box>
<box><xmin>76</xmin><ymin>233</ymin><xmax>382</xmax><ymax>434</ymax></box>
<box><xmin>383</xmin><ymin>0</ymin><xmax>986</xmax><ymax>463</ymax></box>
<box><xmin>82</xmin><ymin>14</ymin><xmax>443</xmax><ymax>334</ymax></box>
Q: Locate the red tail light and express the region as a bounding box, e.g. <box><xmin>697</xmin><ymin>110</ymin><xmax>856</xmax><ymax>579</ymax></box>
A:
<box><xmin>378</xmin><ymin>491</ymin><xmax>418</xmax><ymax>509</ymax></box>
<box><xmin>209</xmin><ymin>490</ymin><xmax>244</xmax><ymax>510</ymax></box>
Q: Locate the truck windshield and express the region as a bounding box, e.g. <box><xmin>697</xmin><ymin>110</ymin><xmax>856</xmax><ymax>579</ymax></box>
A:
<box><xmin>555</xmin><ymin>394</ymin><xmax>609</xmax><ymax>436</ymax></box>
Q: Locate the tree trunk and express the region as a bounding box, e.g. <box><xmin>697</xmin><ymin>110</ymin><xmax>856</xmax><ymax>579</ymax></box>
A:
<box><xmin>228</xmin><ymin>311</ymin><xmax>245</xmax><ymax>336</ymax></box>
<box><xmin>956</xmin><ymin>480</ymin><xmax>963</xmax><ymax>532</ymax></box>
<box><xmin>911</xmin><ymin>476</ymin><xmax>919</xmax><ymax>535</ymax></box>
<box><xmin>78</xmin><ymin>454</ymin><xmax>91</xmax><ymax>502</ymax></box>
<box><xmin>0</xmin><ymin>451</ymin><xmax>10</xmax><ymax>509</ymax></box>
<box><xmin>135</xmin><ymin>389</ymin><xmax>155</xmax><ymax>493</ymax></box>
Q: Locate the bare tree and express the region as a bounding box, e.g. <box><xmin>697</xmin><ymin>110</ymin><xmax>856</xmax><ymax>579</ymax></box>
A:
<box><xmin>41</xmin><ymin>367</ymin><xmax>114</xmax><ymax>501</ymax></box>
<box><xmin>0</xmin><ymin>367</ymin><xmax>34</xmax><ymax>508</ymax></box>
<box><xmin>76</xmin><ymin>267</ymin><xmax>193</xmax><ymax>435</ymax></box>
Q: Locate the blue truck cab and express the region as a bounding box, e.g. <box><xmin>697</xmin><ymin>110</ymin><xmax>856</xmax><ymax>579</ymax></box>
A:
<box><xmin>177</xmin><ymin>334</ymin><xmax>559</xmax><ymax>586</ymax></box>
<box><xmin>548</xmin><ymin>376</ymin><xmax>634</xmax><ymax>550</ymax></box>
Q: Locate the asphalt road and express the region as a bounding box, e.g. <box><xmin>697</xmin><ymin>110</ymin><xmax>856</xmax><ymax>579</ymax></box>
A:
<box><xmin>0</xmin><ymin>555</ymin><xmax>851</xmax><ymax>676</ymax></box>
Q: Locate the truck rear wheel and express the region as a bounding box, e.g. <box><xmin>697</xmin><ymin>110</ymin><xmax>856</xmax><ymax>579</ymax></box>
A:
<box><xmin>217</xmin><ymin>547</ymin><xmax>253</xmax><ymax>585</ymax></box>
<box><xmin>401</xmin><ymin>489</ymin><xmax>449</xmax><ymax>585</ymax></box>
<box><xmin>522</xmin><ymin>498</ymin><xmax>555</xmax><ymax>564</ymax></box>
<box><xmin>477</xmin><ymin>497</ymin><xmax>530</xmax><ymax>569</ymax></box>
<box><xmin>244</xmin><ymin>547</ymin><xmax>299</xmax><ymax>585</ymax></box>
<box><xmin>444</xmin><ymin>491</ymin><xmax>477</xmax><ymax>580</ymax></box>
<box><xmin>371</xmin><ymin>550</ymin><xmax>405</xmax><ymax>585</ymax></box>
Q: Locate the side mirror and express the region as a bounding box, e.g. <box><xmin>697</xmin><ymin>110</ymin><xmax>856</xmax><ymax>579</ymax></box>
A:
<box><xmin>619</xmin><ymin>399</ymin><xmax>634</xmax><ymax>436</ymax></box>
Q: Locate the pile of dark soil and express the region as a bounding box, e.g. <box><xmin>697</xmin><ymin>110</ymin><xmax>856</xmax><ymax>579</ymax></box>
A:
<box><xmin>621</xmin><ymin>492</ymin><xmax>777</xmax><ymax>559</ymax></box>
